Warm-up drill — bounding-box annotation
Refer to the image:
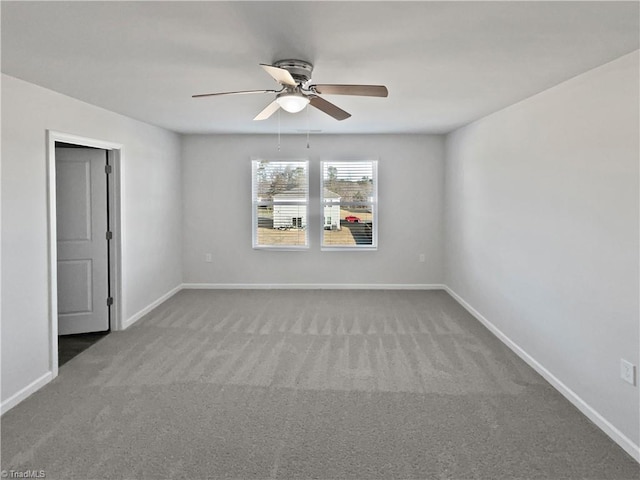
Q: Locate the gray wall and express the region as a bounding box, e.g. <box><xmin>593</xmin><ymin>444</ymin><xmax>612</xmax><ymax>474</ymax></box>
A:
<box><xmin>444</xmin><ymin>52</ymin><xmax>639</xmax><ymax>447</ymax></box>
<box><xmin>182</xmin><ymin>134</ymin><xmax>445</xmax><ymax>286</ymax></box>
<box><xmin>1</xmin><ymin>74</ymin><xmax>183</xmax><ymax>408</ymax></box>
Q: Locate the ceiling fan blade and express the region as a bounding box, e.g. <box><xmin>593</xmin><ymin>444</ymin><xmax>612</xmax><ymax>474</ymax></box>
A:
<box><xmin>260</xmin><ymin>64</ymin><xmax>297</xmax><ymax>87</ymax></box>
<box><xmin>309</xmin><ymin>96</ymin><xmax>351</xmax><ymax>121</ymax></box>
<box><xmin>253</xmin><ymin>100</ymin><xmax>281</xmax><ymax>121</ymax></box>
<box><xmin>310</xmin><ymin>84</ymin><xmax>388</xmax><ymax>97</ymax></box>
<box><xmin>192</xmin><ymin>89</ymin><xmax>277</xmax><ymax>98</ymax></box>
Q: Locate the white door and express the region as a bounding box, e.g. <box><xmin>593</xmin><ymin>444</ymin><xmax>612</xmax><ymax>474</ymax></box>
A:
<box><xmin>56</xmin><ymin>147</ymin><xmax>110</xmax><ymax>335</ymax></box>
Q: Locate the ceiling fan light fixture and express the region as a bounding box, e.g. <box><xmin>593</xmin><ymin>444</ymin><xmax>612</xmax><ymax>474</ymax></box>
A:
<box><xmin>193</xmin><ymin>60</ymin><xmax>388</xmax><ymax>121</ymax></box>
<box><xmin>276</xmin><ymin>93</ymin><xmax>310</xmax><ymax>113</ymax></box>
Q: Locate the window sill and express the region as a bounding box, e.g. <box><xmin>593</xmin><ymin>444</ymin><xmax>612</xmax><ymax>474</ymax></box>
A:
<box><xmin>253</xmin><ymin>245</ymin><xmax>310</xmax><ymax>251</ymax></box>
<box><xmin>321</xmin><ymin>246</ymin><xmax>377</xmax><ymax>252</ymax></box>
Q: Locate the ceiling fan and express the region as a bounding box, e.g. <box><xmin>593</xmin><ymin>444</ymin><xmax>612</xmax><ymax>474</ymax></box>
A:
<box><xmin>192</xmin><ymin>59</ymin><xmax>388</xmax><ymax>121</ymax></box>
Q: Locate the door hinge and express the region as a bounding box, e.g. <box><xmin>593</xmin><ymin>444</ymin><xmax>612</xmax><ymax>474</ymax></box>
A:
<box><xmin>107</xmin><ymin>297</ymin><xmax>114</xmax><ymax>306</ymax></box>
<box><xmin>105</xmin><ymin>164</ymin><xmax>112</xmax><ymax>174</ymax></box>
<box><xmin>106</xmin><ymin>231</ymin><xmax>113</xmax><ymax>240</ymax></box>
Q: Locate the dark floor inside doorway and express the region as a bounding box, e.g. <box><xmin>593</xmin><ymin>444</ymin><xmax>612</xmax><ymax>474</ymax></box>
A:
<box><xmin>58</xmin><ymin>332</ymin><xmax>110</xmax><ymax>367</ymax></box>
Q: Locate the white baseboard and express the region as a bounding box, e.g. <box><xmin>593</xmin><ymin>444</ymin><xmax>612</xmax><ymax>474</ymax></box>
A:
<box><xmin>182</xmin><ymin>283</ymin><xmax>446</xmax><ymax>290</ymax></box>
<box><xmin>122</xmin><ymin>284</ymin><xmax>183</xmax><ymax>330</ymax></box>
<box><xmin>1</xmin><ymin>371</ymin><xmax>53</xmax><ymax>415</ymax></box>
<box><xmin>443</xmin><ymin>285</ymin><xmax>640</xmax><ymax>463</ymax></box>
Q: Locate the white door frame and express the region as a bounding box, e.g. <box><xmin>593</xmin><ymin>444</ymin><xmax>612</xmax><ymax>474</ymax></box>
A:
<box><xmin>46</xmin><ymin>130</ymin><xmax>123</xmax><ymax>378</ymax></box>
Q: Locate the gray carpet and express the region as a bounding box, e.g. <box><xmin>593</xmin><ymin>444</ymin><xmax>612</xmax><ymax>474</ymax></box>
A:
<box><xmin>2</xmin><ymin>289</ymin><xmax>638</xmax><ymax>479</ymax></box>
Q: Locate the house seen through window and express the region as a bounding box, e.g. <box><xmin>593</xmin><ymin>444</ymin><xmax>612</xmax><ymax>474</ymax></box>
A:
<box><xmin>321</xmin><ymin>160</ymin><xmax>377</xmax><ymax>250</ymax></box>
<box><xmin>252</xmin><ymin>159</ymin><xmax>309</xmax><ymax>248</ymax></box>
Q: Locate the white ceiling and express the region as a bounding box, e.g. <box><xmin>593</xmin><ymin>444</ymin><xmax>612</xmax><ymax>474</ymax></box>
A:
<box><xmin>2</xmin><ymin>1</ymin><xmax>638</xmax><ymax>135</ymax></box>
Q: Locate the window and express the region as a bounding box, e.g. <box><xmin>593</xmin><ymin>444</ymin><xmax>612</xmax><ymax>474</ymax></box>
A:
<box><xmin>321</xmin><ymin>160</ymin><xmax>377</xmax><ymax>250</ymax></box>
<box><xmin>252</xmin><ymin>159</ymin><xmax>309</xmax><ymax>249</ymax></box>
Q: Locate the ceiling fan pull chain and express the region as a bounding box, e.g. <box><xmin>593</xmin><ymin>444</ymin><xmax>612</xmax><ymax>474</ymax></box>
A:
<box><xmin>306</xmin><ymin>104</ymin><xmax>310</xmax><ymax>149</ymax></box>
<box><xmin>277</xmin><ymin>108</ymin><xmax>281</xmax><ymax>151</ymax></box>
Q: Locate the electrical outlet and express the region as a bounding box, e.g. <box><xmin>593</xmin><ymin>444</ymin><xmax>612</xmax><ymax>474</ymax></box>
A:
<box><xmin>419</xmin><ymin>253</ymin><xmax>426</xmax><ymax>263</ymax></box>
<box><xmin>204</xmin><ymin>253</ymin><xmax>212</xmax><ymax>263</ymax></box>
<box><xmin>620</xmin><ymin>359</ymin><xmax>636</xmax><ymax>386</ymax></box>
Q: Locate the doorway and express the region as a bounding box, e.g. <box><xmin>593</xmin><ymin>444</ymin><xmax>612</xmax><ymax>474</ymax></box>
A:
<box><xmin>55</xmin><ymin>143</ymin><xmax>111</xmax><ymax>365</ymax></box>
<box><xmin>47</xmin><ymin>132</ymin><xmax>122</xmax><ymax>376</ymax></box>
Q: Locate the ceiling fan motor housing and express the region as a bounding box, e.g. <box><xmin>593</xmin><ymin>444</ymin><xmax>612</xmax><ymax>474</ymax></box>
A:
<box><xmin>273</xmin><ymin>59</ymin><xmax>313</xmax><ymax>85</ymax></box>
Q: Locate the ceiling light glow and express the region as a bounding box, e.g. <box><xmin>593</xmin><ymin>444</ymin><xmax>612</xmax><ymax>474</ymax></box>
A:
<box><xmin>276</xmin><ymin>93</ymin><xmax>310</xmax><ymax>113</ymax></box>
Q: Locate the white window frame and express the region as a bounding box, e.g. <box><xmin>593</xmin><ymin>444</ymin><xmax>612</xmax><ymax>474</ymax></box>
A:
<box><xmin>252</xmin><ymin>159</ymin><xmax>309</xmax><ymax>250</ymax></box>
<box><xmin>320</xmin><ymin>160</ymin><xmax>378</xmax><ymax>251</ymax></box>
